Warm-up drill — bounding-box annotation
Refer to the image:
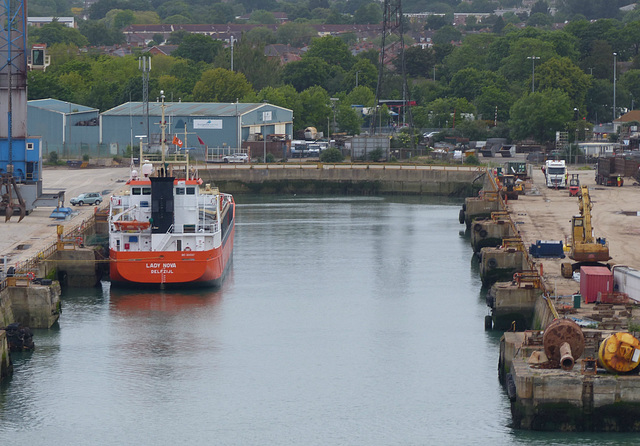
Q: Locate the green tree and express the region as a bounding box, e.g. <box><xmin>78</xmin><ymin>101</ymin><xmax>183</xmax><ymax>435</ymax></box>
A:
<box><xmin>344</xmin><ymin>58</ymin><xmax>377</xmax><ymax>91</ymax></box>
<box><xmin>433</xmin><ymin>25</ymin><xmax>462</xmax><ymax>45</ymax></box>
<box><xmin>248</xmin><ymin>10</ymin><xmax>277</xmax><ymax>24</ymax></box>
<box><xmin>443</xmin><ymin>34</ymin><xmax>497</xmax><ymax>74</ymax></box>
<box><xmin>78</xmin><ymin>20</ymin><xmax>125</xmax><ymax>46</ymax></box>
<box><xmin>28</xmin><ymin>70</ymin><xmax>72</xmax><ymax>101</ymax></box>
<box><xmin>449</xmin><ymin>68</ymin><xmax>486</xmax><ymax>101</ymax></box>
<box><xmin>193</xmin><ymin>68</ymin><xmax>253</xmax><ymax>102</ymax></box>
<box><xmin>206</xmin><ymin>3</ymin><xmax>236</xmax><ymax>23</ymax></box>
<box><xmin>400</xmin><ymin>46</ymin><xmax>436</xmax><ymax>78</ymax></box>
<box><xmin>157</xmin><ymin>1</ymin><xmax>191</xmax><ymax>20</ymax></box>
<box><xmin>276</xmin><ymin>22</ymin><xmax>317</xmax><ymax>47</ymax></box>
<box><xmin>509</xmin><ymin>89</ymin><xmax>572</xmax><ymax>142</ymax></box>
<box><xmin>475</xmin><ymin>85</ymin><xmax>514</xmax><ymax>122</ymax></box>
<box><xmin>172</xmin><ymin>34</ymin><xmax>223</xmax><ymax>64</ymax></box>
<box><xmin>320</xmin><ymin>147</ymin><xmax>344</xmax><ymax>162</ymax></box>
<box><xmin>304</xmin><ymin>36</ymin><xmax>355</xmax><ymax>70</ymax></box>
<box><xmin>531</xmin><ymin>0</ymin><xmax>550</xmax><ymax>15</ymax></box>
<box><xmin>453</xmin><ymin>120</ymin><xmax>490</xmax><ymax>141</ymax></box>
<box><xmin>353</xmin><ymin>3</ymin><xmax>382</xmax><ymax>24</ymax></box>
<box><xmin>425</xmin><ymin>14</ymin><xmax>449</xmax><ymax>30</ymax></box>
<box><xmin>498</xmin><ymin>37</ymin><xmax>556</xmax><ymax>85</ymax></box>
<box><xmin>619</xmin><ymin>69</ymin><xmax>640</xmax><ymax>109</ymax></box>
<box><xmin>535</xmin><ymin>57</ymin><xmax>592</xmax><ymax>109</ymax></box>
<box><xmin>527</xmin><ymin>13</ymin><xmax>552</xmax><ymax>27</ymax></box>
<box><xmin>30</xmin><ymin>21</ymin><xmax>89</xmax><ymax>47</ymax></box>
<box><xmin>580</xmin><ymin>40</ymin><xmax>614</xmax><ymax>79</ymax></box>
<box><xmin>622</xmin><ymin>21</ymin><xmax>640</xmax><ymax>57</ymax></box>
<box><xmin>282</xmin><ymin>57</ymin><xmax>330</xmax><ymax>92</ymax></box>
<box><xmin>167</xmin><ymin>30</ymin><xmax>190</xmax><ymax>45</ymax></box>
<box><xmin>230</xmin><ymin>40</ymin><xmax>283</xmax><ymax>91</ymax></box>
<box><xmin>336</xmin><ymin>103</ymin><xmax>362</xmax><ymax>134</ymax></box>
<box><xmin>245</xmin><ymin>27</ymin><xmax>276</xmax><ymax>45</ymax></box>
<box><xmin>112</xmin><ymin>9</ymin><xmax>137</xmax><ymax>29</ymax></box>
<box><xmin>298</xmin><ymin>86</ymin><xmax>331</xmax><ymax>131</ymax></box>
<box><xmin>411</xmin><ymin>79</ymin><xmax>448</xmax><ymax>106</ymax></box>
<box><xmin>345</xmin><ymin>85</ymin><xmax>375</xmax><ymax>107</ymax></box>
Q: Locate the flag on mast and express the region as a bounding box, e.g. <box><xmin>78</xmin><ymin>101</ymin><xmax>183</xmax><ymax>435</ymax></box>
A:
<box><xmin>172</xmin><ymin>135</ymin><xmax>183</xmax><ymax>147</ymax></box>
<box><xmin>197</xmin><ymin>135</ymin><xmax>205</xmax><ymax>145</ymax></box>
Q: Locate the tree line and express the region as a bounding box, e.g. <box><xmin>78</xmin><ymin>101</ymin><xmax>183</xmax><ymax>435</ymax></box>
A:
<box><xmin>26</xmin><ymin>4</ymin><xmax>640</xmax><ymax>143</ymax></box>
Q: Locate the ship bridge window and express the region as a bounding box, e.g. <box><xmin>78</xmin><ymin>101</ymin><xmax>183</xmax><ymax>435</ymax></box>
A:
<box><xmin>132</xmin><ymin>187</ymin><xmax>141</xmax><ymax>195</ymax></box>
<box><xmin>186</xmin><ymin>187</ymin><xmax>195</xmax><ymax>195</ymax></box>
<box><xmin>142</xmin><ymin>187</ymin><xmax>151</xmax><ymax>195</ymax></box>
<box><xmin>176</xmin><ymin>187</ymin><xmax>185</xmax><ymax>195</ymax></box>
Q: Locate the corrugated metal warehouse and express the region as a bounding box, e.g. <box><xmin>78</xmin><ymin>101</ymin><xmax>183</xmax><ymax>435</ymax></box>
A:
<box><xmin>28</xmin><ymin>98</ymin><xmax>100</xmax><ymax>158</ymax></box>
<box><xmin>100</xmin><ymin>101</ymin><xmax>293</xmax><ymax>159</ymax></box>
<box><xmin>27</xmin><ymin>100</ymin><xmax>293</xmax><ymax>160</ymax></box>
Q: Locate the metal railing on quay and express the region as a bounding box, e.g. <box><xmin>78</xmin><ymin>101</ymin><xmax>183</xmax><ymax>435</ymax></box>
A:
<box><xmin>11</xmin><ymin>205</ymin><xmax>106</xmax><ymax>280</ymax></box>
<box><xmin>201</xmin><ymin>162</ymin><xmax>479</xmax><ymax>172</ymax></box>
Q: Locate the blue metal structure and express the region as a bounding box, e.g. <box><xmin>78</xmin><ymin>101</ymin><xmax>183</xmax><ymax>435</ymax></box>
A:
<box><xmin>0</xmin><ymin>0</ymin><xmax>46</xmax><ymax>218</ymax></box>
<box><xmin>101</xmin><ymin>102</ymin><xmax>293</xmax><ymax>155</ymax></box>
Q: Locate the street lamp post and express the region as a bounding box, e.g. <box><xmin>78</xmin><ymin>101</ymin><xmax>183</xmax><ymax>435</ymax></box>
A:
<box><xmin>355</xmin><ymin>71</ymin><xmax>359</xmax><ymax>88</ymax></box>
<box><xmin>613</xmin><ymin>52</ymin><xmax>617</xmax><ymax>121</ymax></box>
<box><xmin>572</xmin><ymin>108</ymin><xmax>579</xmax><ymax>165</ymax></box>
<box><xmin>527</xmin><ymin>56</ymin><xmax>540</xmax><ymax>93</ymax></box>
<box><xmin>330</xmin><ymin>98</ymin><xmax>338</xmax><ymax>136</ymax></box>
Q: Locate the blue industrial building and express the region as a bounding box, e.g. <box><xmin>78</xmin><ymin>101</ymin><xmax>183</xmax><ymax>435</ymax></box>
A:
<box><xmin>27</xmin><ymin>99</ymin><xmax>293</xmax><ymax>160</ymax></box>
<box><xmin>28</xmin><ymin>99</ymin><xmax>100</xmax><ymax>158</ymax></box>
<box><xmin>100</xmin><ymin>101</ymin><xmax>293</xmax><ymax>158</ymax></box>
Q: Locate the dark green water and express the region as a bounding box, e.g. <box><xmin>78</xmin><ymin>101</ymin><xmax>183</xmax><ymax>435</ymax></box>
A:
<box><xmin>0</xmin><ymin>196</ymin><xmax>637</xmax><ymax>445</ymax></box>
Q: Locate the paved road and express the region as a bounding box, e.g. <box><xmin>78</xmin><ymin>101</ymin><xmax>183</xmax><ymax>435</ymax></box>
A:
<box><xmin>0</xmin><ymin>166</ymin><xmax>130</xmax><ymax>272</ymax></box>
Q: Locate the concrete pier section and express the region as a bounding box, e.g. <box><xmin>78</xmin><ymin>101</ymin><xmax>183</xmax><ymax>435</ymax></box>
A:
<box><xmin>478</xmin><ymin>239</ymin><xmax>527</xmax><ymax>286</ymax></box>
<box><xmin>501</xmin><ymin>329</ymin><xmax>640</xmax><ymax>431</ymax></box>
<box><xmin>475</xmin><ymin>164</ymin><xmax>640</xmax><ymax>431</ymax></box>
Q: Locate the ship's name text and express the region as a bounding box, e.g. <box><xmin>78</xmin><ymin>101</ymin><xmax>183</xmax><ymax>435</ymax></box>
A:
<box><xmin>146</xmin><ymin>262</ymin><xmax>176</xmax><ymax>274</ymax></box>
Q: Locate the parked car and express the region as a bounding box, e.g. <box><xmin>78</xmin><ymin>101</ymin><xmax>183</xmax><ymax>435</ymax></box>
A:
<box><xmin>222</xmin><ymin>153</ymin><xmax>249</xmax><ymax>163</ymax></box>
<box><xmin>70</xmin><ymin>192</ymin><xmax>102</xmax><ymax>206</ymax></box>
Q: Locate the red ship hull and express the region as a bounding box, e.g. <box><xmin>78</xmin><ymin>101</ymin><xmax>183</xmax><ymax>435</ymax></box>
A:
<box><xmin>109</xmin><ymin>226</ymin><xmax>234</xmax><ymax>287</ymax></box>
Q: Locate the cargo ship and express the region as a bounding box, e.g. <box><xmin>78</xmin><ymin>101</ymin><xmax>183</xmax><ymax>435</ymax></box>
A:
<box><xmin>108</xmin><ymin>92</ymin><xmax>234</xmax><ymax>287</ymax></box>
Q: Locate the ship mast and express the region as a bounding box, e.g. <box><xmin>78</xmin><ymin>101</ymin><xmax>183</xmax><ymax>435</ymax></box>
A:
<box><xmin>160</xmin><ymin>90</ymin><xmax>166</xmax><ymax>176</ymax></box>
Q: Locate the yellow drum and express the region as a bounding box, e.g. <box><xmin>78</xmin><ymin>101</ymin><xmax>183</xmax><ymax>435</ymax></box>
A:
<box><xmin>598</xmin><ymin>332</ymin><xmax>640</xmax><ymax>373</ymax></box>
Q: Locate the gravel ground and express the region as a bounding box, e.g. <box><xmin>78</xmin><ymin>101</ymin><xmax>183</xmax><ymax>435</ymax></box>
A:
<box><xmin>507</xmin><ymin>165</ymin><xmax>640</xmax><ymax>296</ymax></box>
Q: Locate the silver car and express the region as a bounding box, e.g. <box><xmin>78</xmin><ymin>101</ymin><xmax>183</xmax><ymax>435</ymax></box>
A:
<box><xmin>222</xmin><ymin>153</ymin><xmax>249</xmax><ymax>163</ymax></box>
<box><xmin>70</xmin><ymin>192</ymin><xmax>102</xmax><ymax>206</ymax></box>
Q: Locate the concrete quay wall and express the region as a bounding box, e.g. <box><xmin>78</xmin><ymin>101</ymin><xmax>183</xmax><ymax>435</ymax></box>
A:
<box><xmin>199</xmin><ymin>165</ymin><xmax>483</xmax><ymax>196</ymax></box>
<box><xmin>0</xmin><ymin>283</ymin><xmax>61</xmax><ymax>382</ymax></box>
<box><xmin>502</xmin><ymin>332</ymin><xmax>640</xmax><ymax>431</ymax></box>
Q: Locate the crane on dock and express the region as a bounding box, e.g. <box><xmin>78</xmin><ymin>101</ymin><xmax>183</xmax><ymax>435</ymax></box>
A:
<box><xmin>0</xmin><ymin>0</ymin><xmax>60</xmax><ymax>221</ymax></box>
<box><xmin>561</xmin><ymin>185</ymin><xmax>611</xmax><ymax>278</ymax></box>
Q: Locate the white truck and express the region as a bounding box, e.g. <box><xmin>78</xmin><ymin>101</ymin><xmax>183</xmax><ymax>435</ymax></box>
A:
<box><xmin>545</xmin><ymin>159</ymin><xmax>567</xmax><ymax>188</ymax></box>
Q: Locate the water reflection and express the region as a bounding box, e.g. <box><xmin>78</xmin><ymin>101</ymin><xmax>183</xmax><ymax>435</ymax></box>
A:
<box><xmin>108</xmin><ymin>282</ymin><xmax>224</xmax><ymax>314</ymax></box>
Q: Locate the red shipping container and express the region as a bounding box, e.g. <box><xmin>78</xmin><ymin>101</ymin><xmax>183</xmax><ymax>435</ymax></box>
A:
<box><xmin>580</xmin><ymin>266</ymin><xmax>613</xmax><ymax>304</ymax></box>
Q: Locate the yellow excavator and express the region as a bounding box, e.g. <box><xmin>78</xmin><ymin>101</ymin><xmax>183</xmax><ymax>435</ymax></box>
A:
<box><xmin>561</xmin><ymin>185</ymin><xmax>611</xmax><ymax>278</ymax></box>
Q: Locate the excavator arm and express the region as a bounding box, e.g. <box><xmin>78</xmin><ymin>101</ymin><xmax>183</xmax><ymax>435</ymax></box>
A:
<box><xmin>578</xmin><ymin>185</ymin><xmax>593</xmax><ymax>243</ymax></box>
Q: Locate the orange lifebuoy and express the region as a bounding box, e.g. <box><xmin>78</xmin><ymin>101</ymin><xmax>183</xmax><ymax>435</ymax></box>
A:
<box><xmin>184</xmin><ymin>247</ymin><xmax>191</xmax><ymax>251</ymax></box>
<box><xmin>27</xmin><ymin>272</ymin><xmax>35</xmax><ymax>280</ymax></box>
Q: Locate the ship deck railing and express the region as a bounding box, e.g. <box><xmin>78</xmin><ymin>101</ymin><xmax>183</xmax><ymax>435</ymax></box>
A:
<box><xmin>111</xmin><ymin>195</ymin><xmax>217</xmax><ymax>212</ymax></box>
